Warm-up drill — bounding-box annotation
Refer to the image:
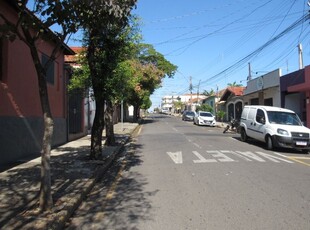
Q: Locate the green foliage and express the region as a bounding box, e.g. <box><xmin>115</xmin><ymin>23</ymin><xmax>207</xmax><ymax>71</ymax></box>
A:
<box><xmin>216</xmin><ymin>110</ymin><xmax>226</xmax><ymax>121</ymax></box>
<box><xmin>173</xmin><ymin>100</ymin><xmax>184</xmax><ymax>111</ymax></box>
<box><xmin>68</xmin><ymin>52</ymin><xmax>91</xmax><ymax>93</ymax></box>
<box><xmin>203</xmin><ymin>89</ymin><xmax>215</xmax><ymax>96</ymax></box>
<box><xmin>137</xmin><ymin>44</ymin><xmax>177</xmax><ymax>78</ymax></box>
<box><xmin>124</xmin><ymin>44</ymin><xmax>177</xmax><ymax>110</ymax></box>
<box><xmin>227</xmin><ymin>81</ymin><xmax>243</xmax><ymax>87</ymax></box>
<box><xmin>141</xmin><ymin>95</ymin><xmax>152</xmax><ymax>110</ymax></box>
<box><xmin>196</xmin><ymin>104</ymin><xmax>213</xmax><ymax>113</ymax></box>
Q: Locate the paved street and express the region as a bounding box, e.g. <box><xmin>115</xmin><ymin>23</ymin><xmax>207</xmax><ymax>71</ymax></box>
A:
<box><xmin>66</xmin><ymin>114</ymin><xmax>310</xmax><ymax>230</ymax></box>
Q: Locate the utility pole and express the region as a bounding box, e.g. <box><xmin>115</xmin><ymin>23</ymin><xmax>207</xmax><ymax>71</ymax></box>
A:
<box><xmin>189</xmin><ymin>76</ymin><xmax>193</xmax><ymax>111</ymax></box>
<box><xmin>248</xmin><ymin>62</ymin><xmax>252</xmax><ymax>81</ymax></box>
<box><xmin>197</xmin><ymin>79</ymin><xmax>201</xmax><ymax>105</ymax></box>
<box><xmin>298</xmin><ymin>43</ymin><xmax>304</xmax><ymax>70</ymax></box>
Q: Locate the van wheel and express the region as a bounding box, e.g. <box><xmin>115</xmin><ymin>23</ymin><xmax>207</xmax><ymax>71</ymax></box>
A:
<box><xmin>266</xmin><ymin>136</ymin><xmax>274</xmax><ymax>150</ymax></box>
<box><xmin>240</xmin><ymin>128</ymin><xmax>247</xmax><ymax>142</ymax></box>
<box><xmin>301</xmin><ymin>149</ymin><xmax>309</xmax><ymax>154</ymax></box>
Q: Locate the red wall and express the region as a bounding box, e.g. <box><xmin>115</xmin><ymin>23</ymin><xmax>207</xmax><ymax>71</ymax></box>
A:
<box><xmin>0</xmin><ymin>1</ymin><xmax>67</xmax><ymax>119</ymax></box>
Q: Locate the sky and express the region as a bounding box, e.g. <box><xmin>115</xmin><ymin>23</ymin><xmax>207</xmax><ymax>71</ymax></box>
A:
<box><xmin>29</xmin><ymin>0</ymin><xmax>309</xmax><ymax>111</ymax></box>
<box><xmin>131</xmin><ymin>0</ymin><xmax>310</xmax><ymax>110</ymax></box>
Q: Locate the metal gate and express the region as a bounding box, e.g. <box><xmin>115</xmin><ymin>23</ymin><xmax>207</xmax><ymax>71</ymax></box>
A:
<box><xmin>68</xmin><ymin>91</ymin><xmax>83</xmax><ymax>134</ymax></box>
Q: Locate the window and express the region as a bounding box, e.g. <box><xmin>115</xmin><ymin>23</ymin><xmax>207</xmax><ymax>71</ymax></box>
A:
<box><xmin>256</xmin><ymin>109</ymin><xmax>265</xmax><ymax>124</ymax></box>
<box><xmin>228</xmin><ymin>103</ymin><xmax>234</xmax><ymax>119</ymax></box>
<box><xmin>41</xmin><ymin>54</ymin><xmax>55</xmax><ymax>84</ymax></box>
<box><xmin>264</xmin><ymin>98</ymin><xmax>273</xmax><ymax>106</ymax></box>
<box><xmin>250</xmin><ymin>98</ymin><xmax>259</xmax><ymax>105</ymax></box>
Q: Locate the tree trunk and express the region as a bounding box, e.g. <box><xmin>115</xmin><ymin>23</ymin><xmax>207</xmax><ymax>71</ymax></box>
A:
<box><xmin>133</xmin><ymin>105</ymin><xmax>139</xmax><ymax>122</ymax></box>
<box><xmin>87</xmin><ymin>31</ymin><xmax>105</xmax><ymax>160</ymax></box>
<box><xmin>27</xmin><ymin>41</ymin><xmax>54</xmax><ymax>211</ymax></box>
<box><xmin>90</xmin><ymin>99</ymin><xmax>104</xmax><ymax>160</ymax></box>
<box><xmin>105</xmin><ymin>100</ymin><xmax>115</xmax><ymax>146</ymax></box>
<box><xmin>39</xmin><ymin>113</ymin><xmax>53</xmax><ymax>211</ymax></box>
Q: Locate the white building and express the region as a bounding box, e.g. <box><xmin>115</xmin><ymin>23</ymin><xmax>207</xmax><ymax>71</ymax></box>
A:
<box><xmin>161</xmin><ymin>94</ymin><xmax>206</xmax><ymax>113</ymax></box>
<box><xmin>243</xmin><ymin>69</ymin><xmax>281</xmax><ymax>107</ymax></box>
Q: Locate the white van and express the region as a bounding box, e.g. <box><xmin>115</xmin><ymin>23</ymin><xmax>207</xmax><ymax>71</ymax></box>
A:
<box><xmin>239</xmin><ymin>105</ymin><xmax>310</xmax><ymax>153</ymax></box>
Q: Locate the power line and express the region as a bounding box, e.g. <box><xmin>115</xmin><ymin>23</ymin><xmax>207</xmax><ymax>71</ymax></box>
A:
<box><xmin>199</xmin><ymin>13</ymin><xmax>309</xmax><ymax>87</ymax></box>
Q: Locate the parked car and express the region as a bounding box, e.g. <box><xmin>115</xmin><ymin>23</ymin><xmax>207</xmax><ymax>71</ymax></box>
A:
<box><xmin>193</xmin><ymin>111</ymin><xmax>216</xmax><ymax>126</ymax></box>
<box><xmin>239</xmin><ymin>105</ymin><xmax>310</xmax><ymax>153</ymax></box>
<box><xmin>161</xmin><ymin>109</ymin><xmax>171</xmax><ymax>115</ymax></box>
<box><xmin>182</xmin><ymin>110</ymin><xmax>195</xmax><ymax>121</ymax></box>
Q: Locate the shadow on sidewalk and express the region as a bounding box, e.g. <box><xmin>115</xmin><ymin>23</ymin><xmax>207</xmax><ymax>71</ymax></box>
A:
<box><xmin>66</xmin><ymin>139</ymin><xmax>159</xmax><ymax>229</ymax></box>
<box><xmin>0</xmin><ymin>143</ymin><xmax>103</xmax><ymax>228</ymax></box>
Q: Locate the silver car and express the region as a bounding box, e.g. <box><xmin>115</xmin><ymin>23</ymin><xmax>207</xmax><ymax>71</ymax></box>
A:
<box><xmin>182</xmin><ymin>110</ymin><xmax>195</xmax><ymax>121</ymax></box>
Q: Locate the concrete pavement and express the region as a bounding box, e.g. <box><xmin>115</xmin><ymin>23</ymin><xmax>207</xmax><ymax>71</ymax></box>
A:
<box><xmin>0</xmin><ymin>122</ymin><xmax>140</xmax><ymax>230</ymax></box>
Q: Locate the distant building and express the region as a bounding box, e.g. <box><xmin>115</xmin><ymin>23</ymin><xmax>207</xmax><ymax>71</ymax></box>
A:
<box><xmin>218</xmin><ymin>87</ymin><xmax>245</xmax><ymax>121</ymax></box>
<box><xmin>161</xmin><ymin>94</ymin><xmax>206</xmax><ymax>113</ymax></box>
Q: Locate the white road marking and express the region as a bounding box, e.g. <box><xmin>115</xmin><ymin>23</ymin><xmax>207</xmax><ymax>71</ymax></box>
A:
<box><xmin>166</xmin><ymin>150</ymin><xmax>296</xmax><ymax>165</ymax></box>
<box><xmin>272</xmin><ymin>152</ymin><xmax>289</xmax><ymax>158</ymax></box>
<box><xmin>167</xmin><ymin>151</ymin><xmax>183</xmax><ymax>164</ymax></box>
<box><xmin>255</xmin><ymin>152</ymin><xmax>294</xmax><ymax>163</ymax></box>
<box><xmin>193</xmin><ymin>143</ymin><xmax>202</xmax><ymax>149</ymax></box>
<box><xmin>207</xmin><ymin>150</ymin><xmax>235</xmax><ymax>162</ymax></box>
<box><xmin>193</xmin><ymin>151</ymin><xmax>216</xmax><ymax>163</ymax></box>
<box><xmin>232</xmin><ymin>151</ymin><xmax>266</xmax><ymax>162</ymax></box>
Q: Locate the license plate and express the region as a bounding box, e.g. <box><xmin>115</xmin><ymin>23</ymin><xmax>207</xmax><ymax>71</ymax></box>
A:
<box><xmin>296</xmin><ymin>141</ymin><xmax>307</xmax><ymax>146</ymax></box>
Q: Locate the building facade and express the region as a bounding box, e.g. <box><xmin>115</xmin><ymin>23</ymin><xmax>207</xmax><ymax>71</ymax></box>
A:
<box><xmin>243</xmin><ymin>69</ymin><xmax>281</xmax><ymax>107</ymax></box>
<box><xmin>0</xmin><ymin>1</ymin><xmax>74</xmax><ymax>166</ymax></box>
<box><xmin>280</xmin><ymin>65</ymin><xmax>310</xmax><ymax>127</ymax></box>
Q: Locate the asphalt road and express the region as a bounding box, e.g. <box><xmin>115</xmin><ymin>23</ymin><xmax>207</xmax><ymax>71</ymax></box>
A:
<box><xmin>66</xmin><ymin>114</ymin><xmax>310</xmax><ymax>230</ymax></box>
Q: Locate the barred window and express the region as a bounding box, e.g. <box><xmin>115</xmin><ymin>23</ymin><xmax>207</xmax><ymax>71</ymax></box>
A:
<box><xmin>41</xmin><ymin>54</ymin><xmax>55</xmax><ymax>85</ymax></box>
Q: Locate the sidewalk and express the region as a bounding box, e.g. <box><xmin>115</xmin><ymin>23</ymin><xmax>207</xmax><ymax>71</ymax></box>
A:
<box><xmin>0</xmin><ymin>122</ymin><xmax>140</xmax><ymax>230</ymax></box>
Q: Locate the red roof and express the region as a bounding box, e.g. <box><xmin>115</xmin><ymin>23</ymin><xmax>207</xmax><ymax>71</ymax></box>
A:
<box><xmin>219</xmin><ymin>86</ymin><xmax>245</xmax><ymax>102</ymax></box>
<box><xmin>227</xmin><ymin>86</ymin><xmax>245</xmax><ymax>96</ymax></box>
<box><xmin>65</xmin><ymin>47</ymin><xmax>86</xmax><ymax>63</ymax></box>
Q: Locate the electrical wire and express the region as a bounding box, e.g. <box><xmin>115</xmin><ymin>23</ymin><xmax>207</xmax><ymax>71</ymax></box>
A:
<box><xmin>194</xmin><ymin>13</ymin><xmax>309</xmax><ymax>89</ymax></box>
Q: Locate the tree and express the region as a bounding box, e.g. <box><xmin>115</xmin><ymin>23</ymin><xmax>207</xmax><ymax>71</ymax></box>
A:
<box><xmin>173</xmin><ymin>100</ymin><xmax>184</xmax><ymax>113</ymax></box>
<box><xmin>196</xmin><ymin>104</ymin><xmax>213</xmax><ymax>113</ymax></box>
<box><xmin>216</xmin><ymin>110</ymin><xmax>226</xmax><ymax>123</ymax></box>
<box><xmin>78</xmin><ymin>0</ymin><xmax>137</xmax><ymax>158</ymax></box>
<box><xmin>68</xmin><ymin>18</ymin><xmax>139</xmax><ymax>147</ymax></box>
<box><xmin>203</xmin><ymin>89</ymin><xmax>215</xmax><ymax>96</ymax></box>
<box><xmin>0</xmin><ymin>0</ymin><xmax>81</xmax><ymax>211</ymax></box>
<box><xmin>103</xmin><ymin>18</ymin><xmax>141</xmax><ymax>146</ymax></box>
<box><xmin>227</xmin><ymin>81</ymin><xmax>243</xmax><ymax>87</ymax></box>
<box><xmin>126</xmin><ymin>44</ymin><xmax>177</xmax><ymax>121</ymax></box>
